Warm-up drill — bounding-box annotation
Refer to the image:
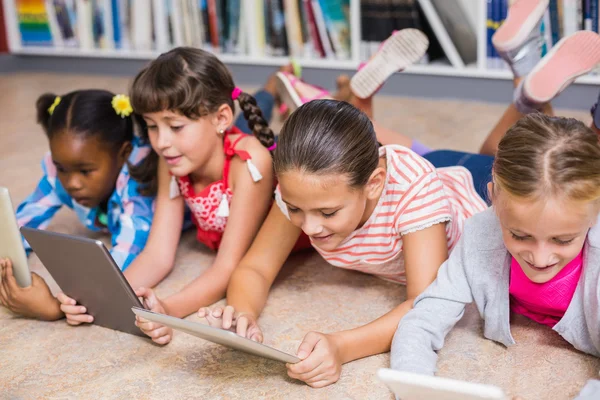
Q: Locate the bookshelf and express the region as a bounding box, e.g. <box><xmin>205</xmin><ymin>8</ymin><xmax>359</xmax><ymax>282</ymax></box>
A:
<box><xmin>3</xmin><ymin>0</ymin><xmax>600</xmax><ymax>85</ymax></box>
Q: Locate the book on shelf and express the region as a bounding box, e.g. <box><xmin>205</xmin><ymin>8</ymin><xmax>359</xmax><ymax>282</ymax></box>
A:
<box><xmin>360</xmin><ymin>0</ymin><xmax>423</xmax><ymax>62</ymax></box>
<box><xmin>9</xmin><ymin>0</ymin><xmax>352</xmax><ymax>61</ymax></box>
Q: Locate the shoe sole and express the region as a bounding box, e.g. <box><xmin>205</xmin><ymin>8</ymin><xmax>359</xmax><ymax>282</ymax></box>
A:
<box><xmin>275</xmin><ymin>72</ymin><xmax>304</xmax><ymax>113</ymax></box>
<box><xmin>525</xmin><ymin>31</ymin><xmax>600</xmax><ymax>103</ymax></box>
<box><xmin>492</xmin><ymin>0</ymin><xmax>549</xmax><ymax>52</ymax></box>
<box><xmin>350</xmin><ymin>29</ymin><xmax>429</xmax><ymax>99</ymax></box>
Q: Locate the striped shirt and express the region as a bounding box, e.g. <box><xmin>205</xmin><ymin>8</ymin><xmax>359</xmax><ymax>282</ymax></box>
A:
<box><xmin>275</xmin><ymin>145</ymin><xmax>487</xmax><ymax>284</ymax></box>
<box><xmin>15</xmin><ymin>137</ymin><xmax>155</xmax><ymax>270</ymax></box>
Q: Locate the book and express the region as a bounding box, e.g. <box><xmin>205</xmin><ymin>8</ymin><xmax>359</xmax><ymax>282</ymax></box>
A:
<box><xmin>225</xmin><ymin>0</ymin><xmax>241</xmax><ymax>53</ymax></box>
<box><xmin>53</xmin><ymin>0</ymin><xmax>77</xmax><ymax>46</ymax></box>
<box><xmin>311</xmin><ymin>0</ymin><xmax>334</xmax><ymax>58</ymax></box>
<box><xmin>131</xmin><ymin>0</ymin><xmax>152</xmax><ymax>50</ymax></box>
<box><xmin>549</xmin><ymin>0</ymin><xmax>560</xmax><ymax>44</ymax></box>
<box><xmin>319</xmin><ymin>0</ymin><xmax>350</xmax><ymax>59</ymax></box>
<box><xmin>76</xmin><ymin>0</ymin><xmax>94</xmax><ymax>49</ymax></box>
<box><xmin>265</xmin><ymin>0</ymin><xmax>288</xmax><ymax>56</ymax></box>
<box><xmin>207</xmin><ymin>0</ymin><xmax>220</xmax><ymax>50</ymax></box>
<box><xmin>45</xmin><ymin>0</ymin><xmax>64</xmax><ymax>46</ymax></box>
<box><xmin>153</xmin><ymin>0</ymin><xmax>170</xmax><ymax>50</ymax></box>
<box><xmin>284</xmin><ymin>0</ymin><xmax>304</xmax><ymax>57</ymax></box>
<box><xmin>297</xmin><ymin>0</ymin><xmax>312</xmax><ymax>57</ymax></box>
<box><xmin>303</xmin><ymin>0</ymin><xmax>325</xmax><ymax>57</ymax></box>
<box><xmin>486</xmin><ymin>0</ymin><xmax>494</xmax><ymax>68</ymax></box>
<box><xmin>17</xmin><ymin>0</ymin><xmax>54</xmax><ymax>46</ymax></box>
<box><xmin>590</xmin><ymin>0</ymin><xmax>599</xmax><ymax>33</ymax></box>
<box><xmin>562</xmin><ymin>0</ymin><xmax>579</xmax><ymax>37</ymax></box>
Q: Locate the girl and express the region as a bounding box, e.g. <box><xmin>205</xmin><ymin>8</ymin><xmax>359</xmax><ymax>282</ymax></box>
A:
<box><xmin>390</xmin><ymin>112</ymin><xmax>600</xmax><ymax>398</ymax></box>
<box><xmin>59</xmin><ymin>47</ymin><xmax>297</xmax><ymax>342</ymax></box>
<box><xmin>200</xmin><ymin>99</ymin><xmax>488</xmax><ymax>387</ymax></box>
<box><xmin>0</xmin><ymin>89</ymin><xmax>154</xmax><ymax>321</ymax></box>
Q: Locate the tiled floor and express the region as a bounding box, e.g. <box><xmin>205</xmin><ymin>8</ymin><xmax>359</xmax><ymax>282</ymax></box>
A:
<box><xmin>0</xmin><ymin>72</ymin><xmax>597</xmax><ymax>399</ymax></box>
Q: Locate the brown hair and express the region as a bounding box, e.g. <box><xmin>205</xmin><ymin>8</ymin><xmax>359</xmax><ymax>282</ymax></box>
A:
<box><xmin>129</xmin><ymin>47</ymin><xmax>275</xmax><ymax>195</ymax></box>
<box><xmin>274</xmin><ymin>100</ymin><xmax>379</xmax><ymax>187</ymax></box>
<box><xmin>493</xmin><ymin>112</ymin><xmax>600</xmax><ymax>203</ymax></box>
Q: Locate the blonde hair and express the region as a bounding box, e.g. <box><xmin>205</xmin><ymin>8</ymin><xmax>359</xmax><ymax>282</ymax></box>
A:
<box><xmin>493</xmin><ymin>113</ymin><xmax>600</xmax><ymax>203</ymax></box>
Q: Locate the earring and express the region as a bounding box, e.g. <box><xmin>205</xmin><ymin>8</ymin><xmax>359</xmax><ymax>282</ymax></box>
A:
<box><xmin>217</xmin><ymin>129</ymin><xmax>225</xmax><ymax>137</ymax></box>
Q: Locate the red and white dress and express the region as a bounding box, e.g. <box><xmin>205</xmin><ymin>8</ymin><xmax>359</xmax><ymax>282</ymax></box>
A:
<box><xmin>275</xmin><ymin>145</ymin><xmax>488</xmax><ymax>284</ymax></box>
<box><xmin>176</xmin><ymin>126</ymin><xmax>258</xmax><ymax>250</ymax></box>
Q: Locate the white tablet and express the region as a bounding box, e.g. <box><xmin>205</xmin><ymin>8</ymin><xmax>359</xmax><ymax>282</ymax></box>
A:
<box><xmin>132</xmin><ymin>307</ymin><xmax>301</xmax><ymax>364</ymax></box>
<box><xmin>377</xmin><ymin>369</ymin><xmax>507</xmax><ymax>400</ymax></box>
<box><xmin>0</xmin><ymin>187</ymin><xmax>31</xmax><ymax>287</ymax></box>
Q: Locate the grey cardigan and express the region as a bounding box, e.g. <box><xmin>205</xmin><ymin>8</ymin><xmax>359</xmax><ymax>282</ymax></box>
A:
<box><xmin>391</xmin><ymin>207</ymin><xmax>600</xmax><ymax>379</ymax></box>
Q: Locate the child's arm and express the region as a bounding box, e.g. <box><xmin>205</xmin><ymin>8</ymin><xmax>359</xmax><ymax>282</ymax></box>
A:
<box><xmin>0</xmin><ymin>258</ymin><xmax>62</xmax><ymax>321</ymax></box>
<box><xmin>391</xmin><ymin>232</ymin><xmax>473</xmax><ymax>376</ymax></box>
<box><xmin>574</xmin><ymin>380</ymin><xmax>600</xmax><ymax>400</ymax></box>
<box><xmin>286</xmin><ymin>222</ymin><xmax>449</xmax><ymax>387</ymax></box>
<box><xmin>196</xmin><ymin>203</ymin><xmax>303</xmax><ymax>341</ymax></box>
<box><xmin>159</xmin><ymin>147</ymin><xmax>276</xmax><ymax>318</ymax></box>
<box><xmin>123</xmin><ymin>158</ymin><xmax>185</xmax><ymax>289</ymax></box>
<box><xmin>109</xmin><ymin>187</ymin><xmax>155</xmax><ymax>270</ymax></box>
<box><xmin>225</xmin><ymin>202</ymin><xmax>302</xmax><ymax>318</ymax></box>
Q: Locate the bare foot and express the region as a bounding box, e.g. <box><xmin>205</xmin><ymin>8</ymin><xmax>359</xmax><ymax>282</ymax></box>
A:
<box><xmin>331</xmin><ymin>74</ymin><xmax>374</xmax><ymax>118</ymax></box>
<box><xmin>264</xmin><ymin>63</ymin><xmax>295</xmax><ymax>98</ymax></box>
<box><xmin>333</xmin><ymin>74</ymin><xmax>352</xmax><ymax>102</ymax></box>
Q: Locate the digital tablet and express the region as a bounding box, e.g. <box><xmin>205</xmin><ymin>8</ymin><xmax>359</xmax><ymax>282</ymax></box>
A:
<box><xmin>0</xmin><ymin>187</ymin><xmax>31</xmax><ymax>287</ymax></box>
<box><xmin>377</xmin><ymin>369</ymin><xmax>506</xmax><ymax>400</ymax></box>
<box><xmin>132</xmin><ymin>307</ymin><xmax>301</xmax><ymax>363</ymax></box>
<box><xmin>21</xmin><ymin>227</ymin><xmax>145</xmax><ymax>337</ymax></box>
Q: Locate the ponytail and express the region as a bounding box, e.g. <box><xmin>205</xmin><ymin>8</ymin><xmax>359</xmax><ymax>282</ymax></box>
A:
<box><xmin>36</xmin><ymin>93</ymin><xmax>58</xmax><ymax>135</ymax></box>
<box><xmin>236</xmin><ymin>91</ymin><xmax>276</xmax><ymax>149</ymax></box>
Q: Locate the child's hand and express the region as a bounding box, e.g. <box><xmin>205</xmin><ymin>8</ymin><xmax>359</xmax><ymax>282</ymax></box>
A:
<box><xmin>0</xmin><ymin>258</ymin><xmax>62</xmax><ymax>321</ymax></box>
<box><xmin>198</xmin><ymin>305</ymin><xmax>263</xmax><ymax>343</ymax></box>
<box><xmin>57</xmin><ymin>292</ymin><xmax>94</xmax><ymax>325</ymax></box>
<box><xmin>286</xmin><ymin>332</ymin><xmax>343</xmax><ymax>388</ymax></box>
<box><xmin>134</xmin><ymin>287</ymin><xmax>172</xmax><ymax>345</ymax></box>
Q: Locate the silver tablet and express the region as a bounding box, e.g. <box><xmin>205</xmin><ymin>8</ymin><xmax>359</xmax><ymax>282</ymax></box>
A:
<box><xmin>0</xmin><ymin>187</ymin><xmax>31</xmax><ymax>287</ymax></box>
<box><xmin>132</xmin><ymin>307</ymin><xmax>301</xmax><ymax>364</ymax></box>
<box><xmin>377</xmin><ymin>369</ymin><xmax>506</xmax><ymax>400</ymax></box>
<box><xmin>21</xmin><ymin>227</ymin><xmax>145</xmax><ymax>337</ymax></box>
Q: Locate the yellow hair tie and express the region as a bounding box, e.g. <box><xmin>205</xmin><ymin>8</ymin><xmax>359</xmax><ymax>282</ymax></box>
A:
<box><xmin>112</xmin><ymin>94</ymin><xmax>133</xmax><ymax>118</ymax></box>
<box><xmin>48</xmin><ymin>96</ymin><xmax>61</xmax><ymax>115</ymax></box>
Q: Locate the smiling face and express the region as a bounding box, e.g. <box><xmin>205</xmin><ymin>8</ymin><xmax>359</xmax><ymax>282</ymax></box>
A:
<box><xmin>49</xmin><ymin>131</ymin><xmax>129</xmax><ymax>208</ymax></box>
<box><xmin>143</xmin><ymin>110</ymin><xmax>223</xmax><ymax>178</ymax></box>
<box><xmin>278</xmin><ymin>166</ymin><xmax>385</xmax><ymax>251</ymax></box>
<box><xmin>494</xmin><ymin>189</ymin><xmax>597</xmax><ymax>283</ymax></box>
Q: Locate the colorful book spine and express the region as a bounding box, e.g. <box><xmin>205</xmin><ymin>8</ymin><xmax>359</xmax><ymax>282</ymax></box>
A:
<box><xmin>591</xmin><ymin>0</ymin><xmax>599</xmax><ymax>32</ymax></box>
<box><xmin>207</xmin><ymin>0</ymin><xmax>220</xmax><ymax>50</ymax></box>
<box><xmin>585</xmin><ymin>0</ymin><xmax>593</xmax><ymax>30</ymax></box>
<box><xmin>549</xmin><ymin>0</ymin><xmax>560</xmax><ymax>44</ymax></box>
<box><xmin>303</xmin><ymin>0</ymin><xmax>325</xmax><ymax>57</ymax></box>
<box><xmin>318</xmin><ymin>0</ymin><xmax>350</xmax><ymax>59</ymax></box>
<box><xmin>17</xmin><ymin>0</ymin><xmax>53</xmax><ymax>46</ymax></box>
<box><xmin>226</xmin><ymin>0</ymin><xmax>241</xmax><ymax>53</ymax></box>
<box><xmin>486</xmin><ymin>0</ymin><xmax>494</xmax><ymax>69</ymax></box>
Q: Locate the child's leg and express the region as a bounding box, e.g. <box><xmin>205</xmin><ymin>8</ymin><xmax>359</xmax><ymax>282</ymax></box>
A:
<box><xmin>233</xmin><ymin>64</ymin><xmax>294</xmax><ymax>134</ymax></box>
<box><xmin>350</xmin><ymin>29</ymin><xmax>429</xmax><ymax>99</ymax></box>
<box><xmin>423</xmin><ymin>150</ymin><xmax>494</xmax><ymax>203</ymax></box>
<box><xmin>479</xmin><ymin>78</ymin><xmax>554</xmax><ymax>156</ymax></box>
<box><xmin>479</xmin><ymin>0</ymin><xmax>600</xmax><ymax>155</ymax></box>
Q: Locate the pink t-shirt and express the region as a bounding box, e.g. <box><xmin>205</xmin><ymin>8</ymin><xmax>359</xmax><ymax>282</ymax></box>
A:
<box><xmin>509</xmin><ymin>251</ymin><xmax>583</xmax><ymax>327</ymax></box>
